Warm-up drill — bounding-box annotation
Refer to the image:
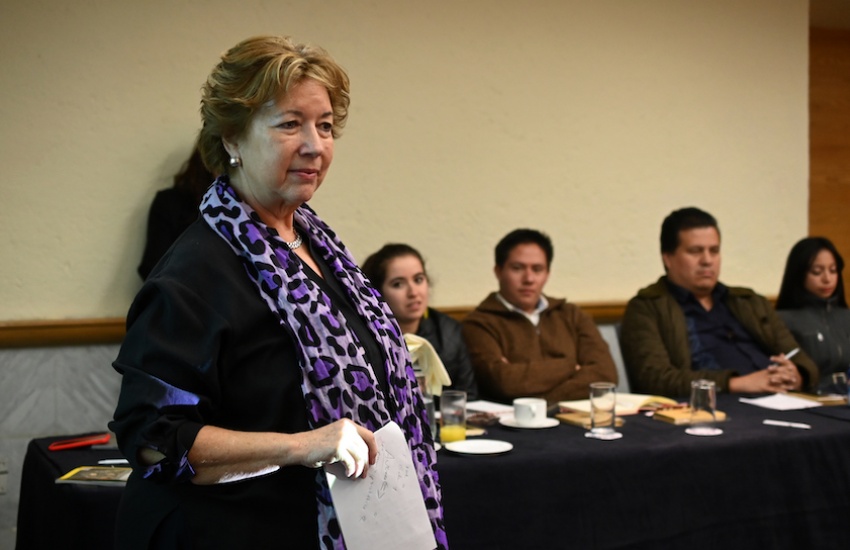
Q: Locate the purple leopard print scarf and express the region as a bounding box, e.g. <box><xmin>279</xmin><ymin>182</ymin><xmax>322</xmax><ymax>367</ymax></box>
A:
<box><xmin>201</xmin><ymin>177</ymin><xmax>447</xmax><ymax>550</ymax></box>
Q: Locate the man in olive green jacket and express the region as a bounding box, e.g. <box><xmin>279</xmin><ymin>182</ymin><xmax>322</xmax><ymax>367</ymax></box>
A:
<box><xmin>621</xmin><ymin>208</ymin><xmax>817</xmax><ymax>398</ymax></box>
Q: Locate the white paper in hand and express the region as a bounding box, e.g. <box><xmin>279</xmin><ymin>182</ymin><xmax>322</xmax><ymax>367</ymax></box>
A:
<box><xmin>325</xmin><ymin>421</ymin><xmax>436</xmax><ymax>550</ymax></box>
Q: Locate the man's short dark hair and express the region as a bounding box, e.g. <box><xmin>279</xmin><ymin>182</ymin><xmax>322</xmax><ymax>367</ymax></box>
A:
<box><xmin>495</xmin><ymin>229</ymin><xmax>554</xmax><ymax>268</ymax></box>
<box><xmin>660</xmin><ymin>207</ymin><xmax>720</xmax><ymax>254</ymax></box>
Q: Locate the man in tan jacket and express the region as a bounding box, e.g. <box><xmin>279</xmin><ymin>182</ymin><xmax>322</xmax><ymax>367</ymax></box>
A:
<box><xmin>462</xmin><ymin>229</ymin><xmax>617</xmax><ymax>405</ymax></box>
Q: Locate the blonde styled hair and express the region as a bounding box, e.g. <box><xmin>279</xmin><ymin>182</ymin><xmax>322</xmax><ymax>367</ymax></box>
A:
<box><xmin>198</xmin><ymin>35</ymin><xmax>350</xmax><ymax>175</ymax></box>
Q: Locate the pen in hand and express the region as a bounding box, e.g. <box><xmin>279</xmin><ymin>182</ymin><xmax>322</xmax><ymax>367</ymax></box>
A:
<box><xmin>766</xmin><ymin>347</ymin><xmax>802</xmax><ymax>391</ymax></box>
<box><xmin>770</xmin><ymin>347</ymin><xmax>799</xmax><ymax>368</ymax></box>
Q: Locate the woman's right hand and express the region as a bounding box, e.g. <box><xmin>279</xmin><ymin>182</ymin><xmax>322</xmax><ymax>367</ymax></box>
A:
<box><xmin>185</xmin><ymin>420</ymin><xmax>378</xmax><ymax>484</ymax></box>
<box><xmin>295</xmin><ymin>419</ymin><xmax>378</xmax><ymax>478</ymax></box>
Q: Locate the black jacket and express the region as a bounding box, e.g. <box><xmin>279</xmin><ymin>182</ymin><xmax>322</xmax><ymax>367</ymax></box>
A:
<box><xmin>417</xmin><ymin>307</ymin><xmax>479</xmax><ymax>400</ymax></box>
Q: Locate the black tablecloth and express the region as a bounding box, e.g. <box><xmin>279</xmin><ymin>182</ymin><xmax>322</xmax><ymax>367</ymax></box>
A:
<box><xmin>437</xmin><ymin>394</ymin><xmax>850</xmax><ymax>549</ymax></box>
<box><xmin>17</xmin><ymin>397</ymin><xmax>850</xmax><ymax>549</ymax></box>
<box><xmin>16</xmin><ymin>433</ymin><xmax>126</xmax><ymax>550</ymax></box>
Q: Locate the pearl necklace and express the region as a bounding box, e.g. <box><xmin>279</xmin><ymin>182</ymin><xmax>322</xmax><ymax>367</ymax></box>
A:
<box><xmin>284</xmin><ymin>231</ymin><xmax>303</xmax><ymax>250</ymax></box>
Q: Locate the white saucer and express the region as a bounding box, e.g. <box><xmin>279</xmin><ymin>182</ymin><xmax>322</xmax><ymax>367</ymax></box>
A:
<box><xmin>434</xmin><ymin>442</ymin><xmax>442</xmax><ymax>451</ymax></box>
<box><xmin>584</xmin><ymin>431</ymin><xmax>623</xmax><ymax>441</ymax></box>
<box><xmin>685</xmin><ymin>427</ymin><xmax>723</xmax><ymax>437</ymax></box>
<box><xmin>499</xmin><ymin>415</ymin><xmax>560</xmax><ymax>429</ymax></box>
<box><xmin>444</xmin><ymin>439</ymin><xmax>513</xmax><ymax>455</ymax></box>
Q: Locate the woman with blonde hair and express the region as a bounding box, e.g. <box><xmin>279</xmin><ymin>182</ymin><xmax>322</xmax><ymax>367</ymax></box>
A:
<box><xmin>111</xmin><ymin>36</ymin><xmax>446</xmax><ymax>549</ymax></box>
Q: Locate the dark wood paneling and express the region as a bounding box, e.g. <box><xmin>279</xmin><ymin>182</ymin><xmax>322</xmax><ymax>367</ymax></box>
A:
<box><xmin>810</xmin><ymin>27</ymin><xmax>850</xmax><ymax>261</ymax></box>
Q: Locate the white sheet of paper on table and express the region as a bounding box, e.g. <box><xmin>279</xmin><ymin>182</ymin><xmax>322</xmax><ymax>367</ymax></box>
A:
<box><xmin>466</xmin><ymin>400</ymin><xmax>514</xmax><ymax>415</ymax></box>
<box><xmin>739</xmin><ymin>393</ymin><xmax>823</xmax><ymax>411</ymax></box>
<box><xmin>325</xmin><ymin>421</ymin><xmax>436</xmax><ymax>550</ymax></box>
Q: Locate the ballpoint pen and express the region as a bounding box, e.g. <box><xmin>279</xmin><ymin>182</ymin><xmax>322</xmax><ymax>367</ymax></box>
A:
<box><xmin>97</xmin><ymin>459</ymin><xmax>130</xmax><ymax>465</ymax></box>
<box><xmin>763</xmin><ymin>419</ymin><xmax>811</xmax><ymax>429</ymax></box>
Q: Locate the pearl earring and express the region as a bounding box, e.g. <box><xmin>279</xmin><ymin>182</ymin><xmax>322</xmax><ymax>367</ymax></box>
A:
<box><xmin>229</xmin><ymin>156</ymin><xmax>242</xmax><ymax>168</ymax></box>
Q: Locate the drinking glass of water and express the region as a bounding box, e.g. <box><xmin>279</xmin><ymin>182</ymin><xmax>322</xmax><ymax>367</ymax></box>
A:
<box><xmin>685</xmin><ymin>379</ymin><xmax>723</xmax><ymax>436</ymax></box>
<box><xmin>586</xmin><ymin>382</ymin><xmax>622</xmax><ymax>440</ymax></box>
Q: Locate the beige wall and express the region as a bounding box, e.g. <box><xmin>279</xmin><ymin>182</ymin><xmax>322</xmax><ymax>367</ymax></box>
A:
<box><xmin>0</xmin><ymin>0</ymin><xmax>809</xmax><ymax>322</ymax></box>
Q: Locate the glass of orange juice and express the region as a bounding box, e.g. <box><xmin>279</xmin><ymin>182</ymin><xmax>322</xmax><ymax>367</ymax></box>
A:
<box><xmin>440</xmin><ymin>390</ymin><xmax>467</xmax><ymax>443</ymax></box>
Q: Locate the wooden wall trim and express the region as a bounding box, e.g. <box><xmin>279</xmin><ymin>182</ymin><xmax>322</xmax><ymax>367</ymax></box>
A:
<box><xmin>0</xmin><ymin>318</ymin><xmax>127</xmax><ymax>349</ymax></box>
<box><xmin>0</xmin><ymin>301</ymin><xmax>628</xmax><ymax>349</ymax></box>
<box><xmin>440</xmin><ymin>302</ymin><xmax>627</xmax><ymax>325</ymax></box>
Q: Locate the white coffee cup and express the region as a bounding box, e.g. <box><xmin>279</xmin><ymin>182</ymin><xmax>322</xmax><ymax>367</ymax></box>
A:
<box><xmin>513</xmin><ymin>397</ymin><xmax>548</xmax><ymax>427</ymax></box>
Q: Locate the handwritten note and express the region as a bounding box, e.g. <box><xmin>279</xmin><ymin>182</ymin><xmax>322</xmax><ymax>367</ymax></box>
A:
<box><xmin>325</xmin><ymin>421</ymin><xmax>436</xmax><ymax>550</ymax></box>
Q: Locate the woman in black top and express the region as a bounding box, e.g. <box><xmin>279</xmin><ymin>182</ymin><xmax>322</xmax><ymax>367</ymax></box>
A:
<box><xmin>110</xmin><ymin>36</ymin><xmax>446</xmax><ymax>549</ymax></box>
<box><xmin>362</xmin><ymin>243</ymin><xmax>479</xmax><ymax>400</ymax></box>
<box><xmin>777</xmin><ymin>236</ymin><xmax>850</xmax><ymax>392</ymax></box>
<box><xmin>137</xmin><ymin>145</ymin><xmax>214</xmax><ymax>279</ymax></box>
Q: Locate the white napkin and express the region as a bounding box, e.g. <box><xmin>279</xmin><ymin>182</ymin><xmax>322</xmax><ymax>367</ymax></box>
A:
<box><xmin>404</xmin><ymin>333</ymin><xmax>452</xmax><ymax>396</ymax></box>
<box><xmin>739</xmin><ymin>393</ymin><xmax>822</xmax><ymax>410</ymax></box>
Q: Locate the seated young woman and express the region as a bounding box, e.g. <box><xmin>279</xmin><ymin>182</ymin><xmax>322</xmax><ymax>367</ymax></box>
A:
<box><xmin>362</xmin><ymin>244</ymin><xmax>479</xmax><ymax>400</ymax></box>
<box><xmin>776</xmin><ymin>236</ymin><xmax>850</xmax><ymax>393</ymax></box>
